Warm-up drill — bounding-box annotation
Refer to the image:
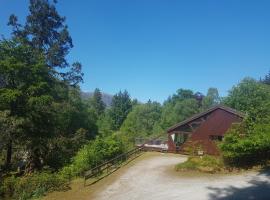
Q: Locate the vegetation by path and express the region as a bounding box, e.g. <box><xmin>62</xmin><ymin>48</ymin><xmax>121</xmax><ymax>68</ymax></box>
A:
<box><xmin>175</xmin><ymin>155</ymin><xmax>225</xmax><ymax>173</ymax></box>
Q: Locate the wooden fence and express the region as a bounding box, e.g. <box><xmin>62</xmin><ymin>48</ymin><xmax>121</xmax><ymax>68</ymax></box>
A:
<box><xmin>83</xmin><ymin>133</ymin><xmax>168</xmax><ymax>186</ymax></box>
<box><xmin>84</xmin><ymin>147</ymin><xmax>144</xmax><ymax>186</ymax></box>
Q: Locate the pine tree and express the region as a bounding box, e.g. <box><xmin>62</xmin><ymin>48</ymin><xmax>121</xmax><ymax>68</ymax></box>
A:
<box><xmin>202</xmin><ymin>87</ymin><xmax>220</xmax><ymax>110</ymax></box>
<box><xmin>90</xmin><ymin>88</ymin><xmax>106</xmax><ymax>116</ymax></box>
<box><xmin>261</xmin><ymin>71</ymin><xmax>270</xmax><ymax>85</ymax></box>
<box><xmin>110</xmin><ymin>90</ymin><xmax>132</xmax><ymax>130</ymax></box>
<box><xmin>5</xmin><ymin>0</ymin><xmax>85</xmax><ymax>171</ymax></box>
<box><xmin>8</xmin><ymin>0</ymin><xmax>83</xmax><ymax>86</ymax></box>
<box><xmin>0</xmin><ymin>39</ymin><xmax>56</xmax><ymax>170</ymax></box>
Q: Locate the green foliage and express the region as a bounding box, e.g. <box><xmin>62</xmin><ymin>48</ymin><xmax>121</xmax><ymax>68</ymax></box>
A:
<box><xmin>220</xmin><ymin>122</ymin><xmax>270</xmax><ymax>166</ymax></box>
<box><xmin>1</xmin><ymin>171</ymin><xmax>67</xmax><ymax>200</ymax></box>
<box><xmin>87</xmin><ymin>88</ymin><xmax>106</xmax><ymax>117</ymax></box>
<box><xmin>0</xmin><ymin>177</ymin><xmax>4</xmax><ymax>197</ymax></box>
<box><xmin>220</xmin><ymin>78</ymin><xmax>270</xmax><ymax>167</ymax></box>
<box><xmin>171</xmin><ymin>89</ymin><xmax>195</xmax><ymax>102</ymax></box>
<box><xmin>175</xmin><ymin>155</ymin><xmax>224</xmax><ymax>173</ymax></box>
<box><xmin>109</xmin><ymin>90</ymin><xmax>132</xmax><ymax>130</ymax></box>
<box><xmin>224</xmin><ymin>78</ymin><xmax>270</xmax><ymax>123</ymax></box>
<box><xmin>202</xmin><ymin>87</ymin><xmax>220</xmax><ymax>110</ymax></box>
<box><xmin>55</xmin><ymin>87</ymin><xmax>98</xmax><ymax>137</ymax></box>
<box><xmin>0</xmin><ymin>39</ymin><xmax>94</xmax><ymax>171</ymax></box>
<box><xmin>158</xmin><ymin>98</ymin><xmax>200</xmax><ymax>131</ymax></box>
<box><xmin>153</xmin><ymin>88</ymin><xmax>220</xmax><ymax>132</ymax></box>
<box><xmin>120</xmin><ymin>101</ymin><xmax>162</xmax><ymax>139</ymax></box>
<box><xmin>8</xmin><ymin>0</ymin><xmax>83</xmax><ymax>85</ymax></box>
<box><xmin>0</xmin><ymin>39</ymin><xmax>57</xmax><ymax>170</ymax></box>
<box><xmin>2</xmin><ymin>3</ymin><xmax>269</xmax><ymax>194</ymax></box>
<box><xmin>1</xmin><ymin>1</ymin><xmax>88</xmax><ymax>174</ymax></box>
<box><xmin>61</xmin><ymin>133</ymin><xmax>130</xmax><ymax>178</ymax></box>
<box><xmin>0</xmin><ymin>110</ymin><xmax>24</xmax><ymax>169</ymax></box>
<box><xmin>260</xmin><ymin>70</ymin><xmax>270</xmax><ymax>85</ymax></box>
<box><xmin>44</xmin><ymin>128</ymin><xmax>90</xmax><ymax>169</ymax></box>
<box><xmin>96</xmin><ymin>110</ymin><xmax>115</xmax><ymax>136</ymax></box>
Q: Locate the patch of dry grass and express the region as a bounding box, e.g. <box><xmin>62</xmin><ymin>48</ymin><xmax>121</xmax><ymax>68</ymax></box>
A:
<box><xmin>175</xmin><ymin>155</ymin><xmax>225</xmax><ymax>173</ymax></box>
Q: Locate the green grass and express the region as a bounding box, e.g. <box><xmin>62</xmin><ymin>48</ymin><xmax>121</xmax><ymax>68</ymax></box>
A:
<box><xmin>175</xmin><ymin>155</ymin><xmax>225</xmax><ymax>173</ymax></box>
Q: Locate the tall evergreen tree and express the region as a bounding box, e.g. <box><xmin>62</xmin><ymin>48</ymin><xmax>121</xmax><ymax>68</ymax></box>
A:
<box><xmin>202</xmin><ymin>87</ymin><xmax>220</xmax><ymax>110</ymax></box>
<box><xmin>0</xmin><ymin>39</ymin><xmax>57</xmax><ymax>170</ymax></box>
<box><xmin>0</xmin><ymin>111</ymin><xmax>24</xmax><ymax>168</ymax></box>
<box><xmin>8</xmin><ymin>0</ymin><xmax>83</xmax><ymax>85</ymax></box>
<box><xmin>110</xmin><ymin>90</ymin><xmax>132</xmax><ymax>130</ymax></box>
<box><xmin>120</xmin><ymin>101</ymin><xmax>162</xmax><ymax>138</ymax></box>
<box><xmin>260</xmin><ymin>70</ymin><xmax>270</xmax><ymax>85</ymax></box>
<box><xmin>1</xmin><ymin>0</ymin><xmax>89</xmax><ymax>171</ymax></box>
<box><xmin>89</xmin><ymin>88</ymin><xmax>105</xmax><ymax>117</ymax></box>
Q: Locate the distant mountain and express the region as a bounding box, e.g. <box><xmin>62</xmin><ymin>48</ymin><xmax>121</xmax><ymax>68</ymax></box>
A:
<box><xmin>81</xmin><ymin>91</ymin><xmax>113</xmax><ymax>107</ymax></box>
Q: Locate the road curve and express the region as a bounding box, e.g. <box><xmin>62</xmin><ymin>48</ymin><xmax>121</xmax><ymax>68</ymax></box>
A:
<box><xmin>43</xmin><ymin>152</ymin><xmax>270</xmax><ymax>200</ymax></box>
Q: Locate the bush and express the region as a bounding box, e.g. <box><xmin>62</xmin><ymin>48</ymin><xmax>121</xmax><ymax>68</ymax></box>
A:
<box><xmin>2</xmin><ymin>171</ymin><xmax>67</xmax><ymax>200</ymax></box>
<box><xmin>176</xmin><ymin>155</ymin><xmax>224</xmax><ymax>173</ymax></box>
<box><xmin>1</xmin><ymin>132</ymin><xmax>132</xmax><ymax>199</ymax></box>
<box><xmin>220</xmin><ymin>122</ymin><xmax>270</xmax><ymax>167</ymax></box>
<box><xmin>61</xmin><ymin>133</ymin><xmax>130</xmax><ymax>178</ymax></box>
<box><xmin>221</xmin><ymin>78</ymin><xmax>270</xmax><ymax>167</ymax></box>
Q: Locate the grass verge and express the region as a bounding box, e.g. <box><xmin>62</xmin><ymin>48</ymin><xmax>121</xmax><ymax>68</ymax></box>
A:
<box><xmin>175</xmin><ymin>155</ymin><xmax>225</xmax><ymax>173</ymax></box>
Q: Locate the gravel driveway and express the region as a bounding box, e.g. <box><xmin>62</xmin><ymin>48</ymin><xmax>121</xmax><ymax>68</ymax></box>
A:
<box><xmin>91</xmin><ymin>153</ymin><xmax>270</xmax><ymax>200</ymax></box>
<box><xmin>43</xmin><ymin>152</ymin><xmax>270</xmax><ymax>200</ymax></box>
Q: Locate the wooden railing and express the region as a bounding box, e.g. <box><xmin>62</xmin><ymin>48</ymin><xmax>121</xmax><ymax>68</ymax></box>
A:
<box><xmin>84</xmin><ymin>147</ymin><xmax>144</xmax><ymax>186</ymax></box>
<box><xmin>83</xmin><ymin>133</ymin><xmax>168</xmax><ymax>186</ymax></box>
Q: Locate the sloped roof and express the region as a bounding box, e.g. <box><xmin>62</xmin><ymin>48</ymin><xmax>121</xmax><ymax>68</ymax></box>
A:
<box><xmin>167</xmin><ymin>105</ymin><xmax>245</xmax><ymax>133</ymax></box>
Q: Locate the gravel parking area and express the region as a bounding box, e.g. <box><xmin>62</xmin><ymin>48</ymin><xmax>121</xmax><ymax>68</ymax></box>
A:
<box><xmin>92</xmin><ymin>153</ymin><xmax>270</xmax><ymax>200</ymax></box>
<box><xmin>43</xmin><ymin>152</ymin><xmax>270</xmax><ymax>200</ymax></box>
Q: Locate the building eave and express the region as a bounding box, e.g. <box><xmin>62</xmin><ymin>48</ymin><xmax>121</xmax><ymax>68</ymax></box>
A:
<box><xmin>167</xmin><ymin>105</ymin><xmax>245</xmax><ymax>133</ymax></box>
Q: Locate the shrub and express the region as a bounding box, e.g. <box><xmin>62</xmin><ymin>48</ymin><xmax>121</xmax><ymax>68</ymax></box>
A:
<box><xmin>221</xmin><ymin>78</ymin><xmax>270</xmax><ymax>167</ymax></box>
<box><xmin>220</xmin><ymin>122</ymin><xmax>270</xmax><ymax>167</ymax></box>
<box><xmin>176</xmin><ymin>155</ymin><xmax>224</xmax><ymax>173</ymax></box>
<box><xmin>61</xmin><ymin>133</ymin><xmax>130</xmax><ymax>178</ymax></box>
<box><xmin>1</xmin><ymin>132</ymin><xmax>132</xmax><ymax>199</ymax></box>
<box><xmin>175</xmin><ymin>157</ymin><xmax>199</xmax><ymax>171</ymax></box>
<box><xmin>2</xmin><ymin>171</ymin><xmax>67</xmax><ymax>200</ymax></box>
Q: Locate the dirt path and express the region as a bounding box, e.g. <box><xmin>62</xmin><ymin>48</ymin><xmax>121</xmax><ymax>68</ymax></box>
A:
<box><xmin>43</xmin><ymin>152</ymin><xmax>270</xmax><ymax>200</ymax></box>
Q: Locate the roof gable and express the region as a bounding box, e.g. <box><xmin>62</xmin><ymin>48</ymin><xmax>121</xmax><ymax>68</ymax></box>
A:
<box><xmin>167</xmin><ymin>105</ymin><xmax>245</xmax><ymax>133</ymax></box>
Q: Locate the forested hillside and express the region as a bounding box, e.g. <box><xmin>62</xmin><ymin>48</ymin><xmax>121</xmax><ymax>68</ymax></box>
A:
<box><xmin>81</xmin><ymin>91</ymin><xmax>113</xmax><ymax>107</ymax></box>
<box><xmin>1</xmin><ymin>1</ymin><xmax>270</xmax><ymax>200</ymax></box>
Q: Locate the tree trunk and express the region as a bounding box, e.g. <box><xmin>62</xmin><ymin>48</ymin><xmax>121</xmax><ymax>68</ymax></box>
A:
<box><xmin>5</xmin><ymin>139</ymin><xmax>12</xmax><ymax>169</ymax></box>
<box><xmin>25</xmin><ymin>148</ymin><xmax>42</xmax><ymax>173</ymax></box>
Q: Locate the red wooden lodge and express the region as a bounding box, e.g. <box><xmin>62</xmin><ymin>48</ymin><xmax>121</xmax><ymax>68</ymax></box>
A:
<box><xmin>167</xmin><ymin>105</ymin><xmax>244</xmax><ymax>155</ymax></box>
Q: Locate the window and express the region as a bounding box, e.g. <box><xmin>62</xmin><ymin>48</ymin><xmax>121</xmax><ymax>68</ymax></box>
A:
<box><xmin>209</xmin><ymin>135</ymin><xmax>223</xmax><ymax>141</ymax></box>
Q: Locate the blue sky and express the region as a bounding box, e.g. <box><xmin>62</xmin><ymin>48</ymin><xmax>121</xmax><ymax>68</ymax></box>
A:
<box><xmin>1</xmin><ymin>0</ymin><xmax>270</xmax><ymax>103</ymax></box>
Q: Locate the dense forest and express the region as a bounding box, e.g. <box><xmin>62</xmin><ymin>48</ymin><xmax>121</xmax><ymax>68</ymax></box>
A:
<box><xmin>1</xmin><ymin>1</ymin><xmax>270</xmax><ymax>199</ymax></box>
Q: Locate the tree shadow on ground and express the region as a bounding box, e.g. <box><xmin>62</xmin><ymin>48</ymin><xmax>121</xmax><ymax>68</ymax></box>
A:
<box><xmin>208</xmin><ymin>169</ymin><xmax>270</xmax><ymax>200</ymax></box>
<box><xmin>259</xmin><ymin>166</ymin><xmax>270</xmax><ymax>177</ymax></box>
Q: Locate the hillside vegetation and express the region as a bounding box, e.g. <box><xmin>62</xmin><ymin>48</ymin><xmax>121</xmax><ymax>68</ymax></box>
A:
<box><xmin>1</xmin><ymin>1</ymin><xmax>270</xmax><ymax>199</ymax></box>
